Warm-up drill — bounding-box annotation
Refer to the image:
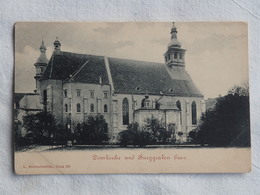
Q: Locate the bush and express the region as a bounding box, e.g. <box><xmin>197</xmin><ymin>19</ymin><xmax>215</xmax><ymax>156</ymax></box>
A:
<box><xmin>79</xmin><ymin>115</ymin><xmax>109</xmax><ymax>144</ymax></box>
<box><xmin>22</xmin><ymin>111</ymin><xmax>57</xmax><ymax>145</ymax></box>
<box><xmin>118</xmin><ymin>117</ymin><xmax>176</xmax><ymax>147</ymax></box>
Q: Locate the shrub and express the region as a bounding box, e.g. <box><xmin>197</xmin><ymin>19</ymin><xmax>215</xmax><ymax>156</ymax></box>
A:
<box><xmin>22</xmin><ymin>111</ymin><xmax>57</xmax><ymax>145</ymax></box>
<box><xmin>80</xmin><ymin>115</ymin><xmax>109</xmax><ymax>144</ymax></box>
<box><xmin>118</xmin><ymin>118</ymin><xmax>176</xmax><ymax>147</ymax></box>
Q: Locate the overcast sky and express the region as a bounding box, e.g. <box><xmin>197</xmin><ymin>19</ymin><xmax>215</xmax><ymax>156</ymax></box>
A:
<box><xmin>15</xmin><ymin>22</ymin><xmax>248</xmax><ymax>98</ymax></box>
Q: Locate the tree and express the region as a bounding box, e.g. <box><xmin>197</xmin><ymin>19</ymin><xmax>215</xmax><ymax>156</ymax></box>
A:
<box><xmin>144</xmin><ymin>116</ymin><xmax>164</xmax><ymax>143</ymax></box>
<box><xmin>22</xmin><ymin>111</ymin><xmax>57</xmax><ymax>144</ymax></box>
<box><xmin>53</xmin><ymin>124</ymin><xmax>70</xmax><ymax>146</ymax></box>
<box><xmin>192</xmin><ymin>84</ymin><xmax>250</xmax><ymax>147</ymax></box>
<box><xmin>80</xmin><ymin>115</ymin><xmax>109</xmax><ymax>144</ymax></box>
<box><xmin>118</xmin><ymin>122</ymin><xmax>153</xmax><ymax>147</ymax></box>
<box><xmin>144</xmin><ymin>116</ymin><xmax>176</xmax><ymax>144</ymax></box>
<box><xmin>118</xmin><ymin>117</ymin><xmax>176</xmax><ymax>147</ymax></box>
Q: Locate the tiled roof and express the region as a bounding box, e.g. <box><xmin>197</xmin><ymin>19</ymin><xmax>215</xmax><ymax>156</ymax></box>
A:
<box><xmin>40</xmin><ymin>51</ymin><xmax>203</xmax><ymax>97</ymax></box>
<box><xmin>41</xmin><ymin>52</ymin><xmax>109</xmax><ymax>85</ymax></box>
<box><xmin>108</xmin><ymin>57</ymin><xmax>203</xmax><ymax>97</ymax></box>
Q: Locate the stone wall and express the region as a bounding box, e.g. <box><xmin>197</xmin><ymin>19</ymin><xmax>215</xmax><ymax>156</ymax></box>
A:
<box><xmin>40</xmin><ymin>80</ymin><xmax>63</xmax><ymax>123</ymax></box>
<box><xmin>62</xmin><ymin>82</ymin><xmax>112</xmax><ymax>131</ymax></box>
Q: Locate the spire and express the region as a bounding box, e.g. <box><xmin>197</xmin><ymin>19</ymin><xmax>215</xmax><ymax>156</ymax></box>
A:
<box><xmin>167</xmin><ymin>22</ymin><xmax>181</xmax><ymax>48</ymax></box>
<box><xmin>171</xmin><ymin>22</ymin><xmax>177</xmax><ymax>39</ymax></box>
<box><xmin>53</xmin><ymin>37</ymin><xmax>61</xmax><ymax>52</ymax></box>
<box><xmin>39</xmin><ymin>38</ymin><xmax>46</xmax><ymax>51</ymax></box>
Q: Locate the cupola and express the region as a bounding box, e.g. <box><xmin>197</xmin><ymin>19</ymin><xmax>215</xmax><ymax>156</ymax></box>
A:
<box><xmin>164</xmin><ymin>23</ymin><xmax>186</xmax><ymax>67</ymax></box>
<box><xmin>53</xmin><ymin>37</ymin><xmax>61</xmax><ymax>53</ymax></box>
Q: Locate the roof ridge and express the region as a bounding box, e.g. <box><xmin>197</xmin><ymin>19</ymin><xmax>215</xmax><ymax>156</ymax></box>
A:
<box><xmin>60</xmin><ymin>51</ymin><xmax>104</xmax><ymax>58</ymax></box>
<box><xmin>59</xmin><ymin>50</ymin><xmax>164</xmax><ymax>65</ymax></box>
<box><xmin>49</xmin><ymin>54</ymin><xmax>55</xmax><ymax>79</ymax></box>
<box><xmin>108</xmin><ymin>56</ymin><xmax>164</xmax><ymax>65</ymax></box>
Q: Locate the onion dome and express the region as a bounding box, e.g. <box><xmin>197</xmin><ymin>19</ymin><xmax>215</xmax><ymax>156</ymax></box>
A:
<box><xmin>167</xmin><ymin>22</ymin><xmax>182</xmax><ymax>48</ymax></box>
<box><xmin>36</xmin><ymin>41</ymin><xmax>48</xmax><ymax>64</ymax></box>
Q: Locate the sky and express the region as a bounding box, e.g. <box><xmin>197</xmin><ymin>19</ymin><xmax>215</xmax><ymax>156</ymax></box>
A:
<box><xmin>15</xmin><ymin>22</ymin><xmax>248</xmax><ymax>99</ymax></box>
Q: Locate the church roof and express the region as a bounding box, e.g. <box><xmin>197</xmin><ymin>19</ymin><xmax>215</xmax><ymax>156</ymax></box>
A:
<box><xmin>41</xmin><ymin>52</ymin><xmax>109</xmax><ymax>85</ymax></box>
<box><xmin>40</xmin><ymin>51</ymin><xmax>203</xmax><ymax>97</ymax></box>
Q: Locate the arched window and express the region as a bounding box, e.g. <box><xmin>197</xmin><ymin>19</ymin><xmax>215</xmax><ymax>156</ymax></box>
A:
<box><xmin>90</xmin><ymin>104</ymin><xmax>94</xmax><ymax>112</ymax></box>
<box><xmin>77</xmin><ymin>103</ymin><xmax>81</xmax><ymax>112</ymax></box>
<box><xmin>104</xmin><ymin>104</ymin><xmax>108</xmax><ymax>113</ymax></box>
<box><xmin>122</xmin><ymin>98</ymin><xmax>129</xmax><ymax>125</ymax></box>
<box><xmin>192</xmin><ymin>101</ymin><xmax>197</xmax><ymax>125</ymax></box>
<box><xmin>43</xmin><ymin>90</ymin><xmax>47</xmax><ymax>112</ymax></box>
<box><xmin>141</xmin><ymin>98</ymin><xmax>145</xmax><ymax>107</ymax></box>
<box><xmin>176</xmin><ymin>100</ymin><xmax>182</xmax><ymax>125</ymax></box>
<box><xmin>43</xmin><ymin>90</ymin><xmax>47</xmax><ymax>103</ymax></box>
<box><xmin>65</xmin><ymin>104</ymin><xmax>68</xmax><ymax>112</ymax></box>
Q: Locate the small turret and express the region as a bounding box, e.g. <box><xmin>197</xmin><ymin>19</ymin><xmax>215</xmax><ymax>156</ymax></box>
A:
<box><xmin>34</xmin><ymin>40</ymin><xmax>48</xmax><ymax>92</ymax></box>
<box><xmin>53</xmin><ymin>37</ymin><xmax>61</xmax><ymax>53</ymax></box>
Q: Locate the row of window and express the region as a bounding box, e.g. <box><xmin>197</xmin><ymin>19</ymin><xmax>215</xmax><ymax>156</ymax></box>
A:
<box><xmin>64</xmin><ymin>103</ymin><xmax>108</xmax><ymax>113</ymax></box>
<box><xmin>165</xmin><ymin>52</ymin><xmax>183</xmax><ymax>62</ymax></box>
<box><xmin>64</xmin><ymin>89</ymin><xmax>108</xmax><ymax>99</ymax></box>
<box><xmin>176</xmin><ymin>100</ymin><xmax>197</xmax><ymax>125</ymax></box>
<box><xmin>64</xmin><ymin>98</ymin><xmax>197</xmax><ymax>125</ymax></box>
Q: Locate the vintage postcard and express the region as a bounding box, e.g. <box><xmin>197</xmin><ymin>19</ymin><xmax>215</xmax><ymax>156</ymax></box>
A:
<box><xmin>14</xmin><ymin>22</ymin><xmax>251</xmax><ymax>174</ymax></box>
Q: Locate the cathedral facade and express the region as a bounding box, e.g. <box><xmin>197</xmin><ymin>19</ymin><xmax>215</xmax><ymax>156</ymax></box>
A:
<box><xmin>31</xmin><ymin>23</ymin><xmax>205</xmax><ymax>142</ymax></box>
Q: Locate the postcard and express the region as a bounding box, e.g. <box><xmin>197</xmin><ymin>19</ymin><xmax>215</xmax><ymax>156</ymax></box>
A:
<box><xmin>14</xmin><ymin>22</ymin><xmax>250</xmax><ymax>174</ymax></box>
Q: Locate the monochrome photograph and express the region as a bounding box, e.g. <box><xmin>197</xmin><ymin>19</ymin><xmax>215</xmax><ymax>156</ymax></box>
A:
<box><xmin>14</xmin><ymin>22</ymin><xmax>250</xmax><ymax>174</ymax></box>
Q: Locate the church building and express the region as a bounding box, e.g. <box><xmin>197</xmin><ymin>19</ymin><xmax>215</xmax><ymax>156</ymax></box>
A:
<box><xmin>26</xmin><ymin>23</ymin><xmax>205</xmax><ymax>142</ymax></box>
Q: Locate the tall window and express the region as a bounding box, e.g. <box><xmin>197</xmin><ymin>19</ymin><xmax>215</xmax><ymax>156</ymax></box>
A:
<box><xmin>192</xmin><ymin>101</ymin><xmax>197</xmax><ymax>125</ymax></box>
<box><xmin>90</xmin><ymin>91</ymin><xmax>95</xmax><ymax>98</ymax></box>
<box><xmin>104</xmin><ymin>104</ymin><xmax>108</xmax><ymax>113</ymax></box>
<box><xmin>43</xmin><ymin>90</ymin><xmax>47</xmax><ymax>112</ymax></box>
<box><xmin>122</xmin><ymin>98</ymin><xmax>129</xmax><ymax>125</ymax></box>
<box><xmin>141</xmin><ymin>98</ymin><xmax>145</xmax><ymax>108</ymax></box>
<box><xmin>176</xmin><ymin>100</ymin><xmax>182</xmax><ymax>125</ymax></box>
<box><xmin>43</xmin><ymin>90</ymin><xmax>47</xmax><ymax>103</ymax></box>
<box><xmin>76</xmin><ymin>90</ymin><xmax>81</xmax><ymax>97</ymax></box>
<box><xmin>104</xmin><ymin>92</ymin><xmax>108</xmax><ymax>99</ymax></box>
<box><xmin>174</xmin><ymin>53</ymin><xmax>177</xmax><ymax>59</ymax></box>
<box><xmin>77</xmin><ymin>103</ymin><xmax>81</xmax><ymax>112</ymax></box>
<box><xmin>64</xmin><ymin>90</ymin><xmax>67</xmax><ymax>98</ymax></box>
<box><xmin>90</xmin><ymin>104</ymin><xmax>94</xmax><ymax>112</ymax></box>
<box><xmin>65</xmin><ymin>104</ymin><xmax>68</xmax><ymax>112</ymax></box>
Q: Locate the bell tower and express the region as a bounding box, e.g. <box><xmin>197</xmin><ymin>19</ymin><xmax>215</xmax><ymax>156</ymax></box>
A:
<box><xmin>164</xmin><ymin>23</ymin><xmax>186</xmax><ymax>67</ymax></box>
<box><xmin>34</xmin><ymin>40</ymin><xmax>48</xmax><ymax>93</ymax></box>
